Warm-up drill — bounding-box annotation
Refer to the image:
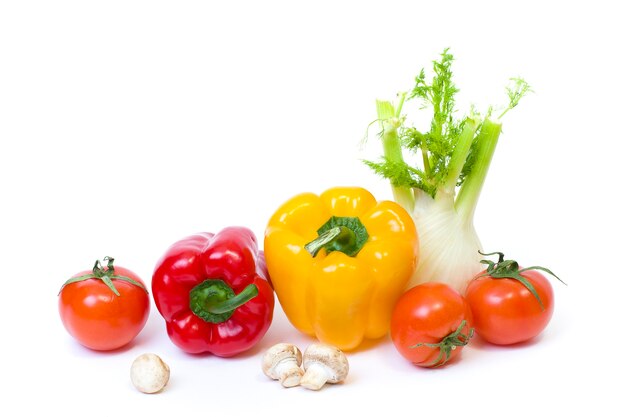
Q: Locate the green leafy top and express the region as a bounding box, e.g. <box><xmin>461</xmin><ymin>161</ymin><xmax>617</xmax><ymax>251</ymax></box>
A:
<box><xmin>364</xmin><ymin>49</ymin><xmax>531</xmax><ymax>205</ymax></box>
<box><xmin>499</xmin><ymin>77</ymin><xmax>533</xmax><ymax>119</ymax></box>
<box><xmin>408</xmin><ymin>49</ymin><xmax>459</xmax><ymax>158</ymax></box>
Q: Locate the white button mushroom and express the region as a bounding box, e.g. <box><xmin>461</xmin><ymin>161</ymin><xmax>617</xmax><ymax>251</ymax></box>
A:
<box><xmin>261</xmin><ymin>343</ymin><xmax>304</xmax><ymax>387</ymax></box>
<box><xmin>130</xmin><ymin>353</ymin><xmax>170</xmax><ymax>394</ymax></box>
<box><xmin>300</xmin><ymin>343</ymin><xmax>349</xmax><ymax>390</ymax></box>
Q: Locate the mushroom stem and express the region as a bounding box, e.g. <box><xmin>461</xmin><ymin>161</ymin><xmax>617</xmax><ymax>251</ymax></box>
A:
<box><xmin>275</xmin><ymin>358</ymin><xmax>304</xmax><ymax>387</ymax></box>
<box><xmin>262</xmin><ymin>343</ymin><xmax>304</xmax><ymax>388</ymax></box>
<box><xmin>300</xmin><ymin>362</ymin><xmax>330</xmax><ymax>391</ymax></box>
<box><xmin>300</xmin><ymin>343</ymin><xmax>349</xmax><ymax>390</ymax></box>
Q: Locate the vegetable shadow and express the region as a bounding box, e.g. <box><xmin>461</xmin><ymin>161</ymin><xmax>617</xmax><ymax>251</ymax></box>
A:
<box><xmin>65</xmin><ymin>337</ymin><xmax>140</xmax><ymax>357</ymax></box>
<box><xmin>468</xmin><ymin>333</ymin><xmax>545</xmax><ymax>351</ymax></box>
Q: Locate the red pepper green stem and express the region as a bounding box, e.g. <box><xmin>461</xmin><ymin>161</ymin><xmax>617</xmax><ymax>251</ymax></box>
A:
<box><xmin>189</xmin><ymin>279</ymin><xmax>259</xmax><ymax>324</ymax></box>
<box><xmin>305</xmin><ymin>216</ymin><xmax>369</xmax><ymax>257</ymax></box>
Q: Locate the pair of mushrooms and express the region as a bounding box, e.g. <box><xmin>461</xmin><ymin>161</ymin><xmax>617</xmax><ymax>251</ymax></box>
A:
<box><xmin>262</xmin><ymin>343</ymin><xmax>349</xmax><ymax>390</ymax></box>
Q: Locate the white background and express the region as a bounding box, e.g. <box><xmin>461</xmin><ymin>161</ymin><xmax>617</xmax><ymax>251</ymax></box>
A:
<box><xmin>1</xmin><ymin>1</ymin><xmax>623</xmax><ymax>415</ymax></box>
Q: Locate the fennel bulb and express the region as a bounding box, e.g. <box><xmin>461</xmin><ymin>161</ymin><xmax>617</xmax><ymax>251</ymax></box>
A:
<box><xmin>410</xmin><ymin>189</ymin><xmax>483</xmax><ymax>292</ymax></box>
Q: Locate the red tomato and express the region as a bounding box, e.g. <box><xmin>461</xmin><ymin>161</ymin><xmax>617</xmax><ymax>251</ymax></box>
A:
<box><xmin>58</xmin><ymin>257</ymin><xmax>150</xmax><ymax>351</ymax></box>
<box><xmin>390</xmin><ymin>282</ymin><xmax>473</xmax><ymax>367</ymax></box>
<box><xmin>466</xmin><ymin>268</ymin><xmax>554</xmax><ymax>345</ymax></box>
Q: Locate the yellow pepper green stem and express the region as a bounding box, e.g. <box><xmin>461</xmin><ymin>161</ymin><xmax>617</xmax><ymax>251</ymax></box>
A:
<box><xmin>305</xmin><ymin>216</ymin><xmax>368</xmax><ymax>257</ymax></box>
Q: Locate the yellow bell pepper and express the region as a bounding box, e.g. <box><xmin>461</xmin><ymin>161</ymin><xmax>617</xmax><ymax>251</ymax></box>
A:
<box><xmin>264</xmin><ymin>186</ymin><xmax>419</xmax><ymax>351</ymax></box>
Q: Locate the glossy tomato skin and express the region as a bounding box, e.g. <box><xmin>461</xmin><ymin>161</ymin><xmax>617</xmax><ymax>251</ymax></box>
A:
<box><xmin>390</xmin><ymin>282</ymin><xmax>473</xmax><ymax>367</ymax></box>
<box><xmin>59</xmin><ymin>266</ymin><xmax>150</xmax><ymax>351</ymax></box>
<box><xmin>465</xmin><ymin>269</ymin><xmax>554</xmax><ymax>345</ymax></box>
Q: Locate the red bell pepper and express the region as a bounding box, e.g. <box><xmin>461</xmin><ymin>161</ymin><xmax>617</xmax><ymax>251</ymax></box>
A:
<box><xmin>152</xmin><ymin>227</ymin><xmax>274</xmax><ymax>357</ymax></box>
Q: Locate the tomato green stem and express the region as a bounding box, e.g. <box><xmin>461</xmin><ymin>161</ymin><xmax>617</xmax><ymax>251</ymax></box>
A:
<box><xmin>410</xmin><ymin>320</ymin><xmax>473</xmax><ymax>367</ymax></box>
<box><xmin>58</xmin><ymin>257</ymin><xmax>147</xmax><ymax>296</ymax></box>
<box><xmin>476</xmin><ymin>250</ymin><xmax>566</xmax><ymax>310</ymax></box>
